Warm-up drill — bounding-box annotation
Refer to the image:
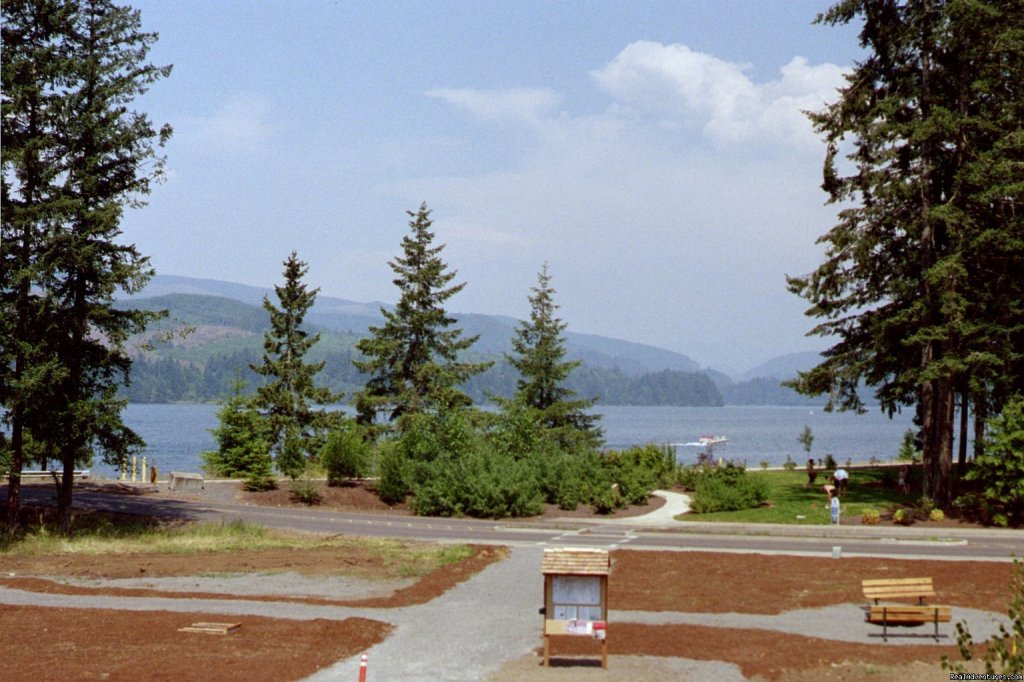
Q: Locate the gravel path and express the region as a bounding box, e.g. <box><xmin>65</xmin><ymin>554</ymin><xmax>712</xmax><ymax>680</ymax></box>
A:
<box><xmin>616</xmin><ymin>604</ymin><xmax>1011</xmax><ymax>645</ymax></box>
<box><xmin>305</xmin><ymin>546</ymin><xmax>545</xmax><ymax>681</ymax></box>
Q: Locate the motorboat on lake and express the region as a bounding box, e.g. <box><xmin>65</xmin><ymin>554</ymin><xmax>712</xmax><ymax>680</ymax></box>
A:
<box><xmin>674</xmin><ymin>435</ymin><xmax>729</xmax><ymax>447</ymax></box>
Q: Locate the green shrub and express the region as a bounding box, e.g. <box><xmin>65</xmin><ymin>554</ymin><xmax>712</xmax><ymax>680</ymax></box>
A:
<box><xmin>824</xmin><ymin>454</ymin><xmax>837</xmax><ymax>470</ymax></box>
<box><xmin>893</xmin><ymin>508</ymin><xmax>914</xmax><ymax>525</ymax></box>
<box><xmin>289</xmin><ymin>475</ymin><xmax>322</xmax><ymax>505</ymax></box>
<box><xmin>783</xmin><ymin>454</ymin><xmax>796</xmax><ymax>471</ymax></box>
<box><xmin>277</xmin><ymin>427</ymin><xmax>306</xmax><ymax>480</ymax></box>
<box><xmin>202</xmin><ymin>380</ymin><xmax>273</xmax><ymax>480</ymax></box>
<box><xmin>375</xmin><ymin>442</ymin><xmax>409</xmax><ymax>505</ymax></box>
<box><xmin>604</xmin><ymin>444</ymin><xmax>671</xmax><ymax>505</ymax></box>
<box><xmin>861</xmin><ymin>508</ymin><xmax>881</xmax><ymax>525</ymax></box>
<box><xmin>930</xmin><ymin>509</ymin><xmax>945</xmax><ymax>522</ymax></box>
<box><xmin>320</xmin><ymin>424</ymin><xmax>370</xmax><ymax>485</ymax></box>
<box><xmin>0</xmin><ymin>433</ymin><xmax>11</xmax><ymax>478</ymax></box>
<box><xmin>553</xmin><ymin>457</ymin><xmax>592</xmax><ymax>511</ymax></box>
<box><xmin>591</xmin><ymin>483</ymin><xmax>622</xmax><ymax>515</ymax></box>
<box><xmin>243</xmin><ymin>469</ymin><xmax>276</xmax><ymax>492</ymax></box>
<box><xmin>965</xmin><ymin>396</ymin><xmax>1024</xmax><ymax>527</ymax></box>
<box><xmin>409</xmin><ymin>446</ymin><xmax>543</xmax><ymax>519</ymax></box>
<box><xmin>952</xmin><ymin>492</ymin><xmax>991</xmax><ymax>524</ymax></box>
<box><xmin>759</xmin><ymin>459</ymin><xmax>769</xmax><ymax>470</ymax></box>
<box><xmin>676</xmin><ymin>465</ymin><xmax>702</xmax><ymax>491</ymax></box>
<box><xmin>898</xmin><ymin>428</ymin><xmax>920</xmax><ymax>462</ymax></box>
<box><xmin>690</xmin><ymin>463</ymin><xmax>768</xmax><ymax>513</ymax></box>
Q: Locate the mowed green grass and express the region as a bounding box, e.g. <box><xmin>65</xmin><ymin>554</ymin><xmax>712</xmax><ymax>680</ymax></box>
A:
<box><xmin>680</xmin><ymin>466</ymin><xmax>920</xmax><ymax>524</ymax></box>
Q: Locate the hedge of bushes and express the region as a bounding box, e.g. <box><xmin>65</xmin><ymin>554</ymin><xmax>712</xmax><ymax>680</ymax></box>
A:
<box><xmin>372</xmin><ymin>408</ymin><xmax>677</xmax><ymax>518</ymax></box>
<box><xmin>681</xmin><ymin>461</ymin><xmax>769</xmax><ymax>513</ymax></box>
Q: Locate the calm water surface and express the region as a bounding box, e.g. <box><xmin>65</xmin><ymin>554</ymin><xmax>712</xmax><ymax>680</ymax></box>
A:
<box><xmin>86</xmin><ymin>403</ymin><xmax>917</xmax><ymax>478</ymax></box>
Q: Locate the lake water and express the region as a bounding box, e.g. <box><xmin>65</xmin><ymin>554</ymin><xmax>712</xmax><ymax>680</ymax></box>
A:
<box><xmin>82</xmin><ymin>403</ymin><xmax>917</xmax><ymax>478</ymax></box>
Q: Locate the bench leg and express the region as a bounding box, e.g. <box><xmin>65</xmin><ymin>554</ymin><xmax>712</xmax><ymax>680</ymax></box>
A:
<box><xmin>882</xmin><ymin>608</ymin><xmax>888</xmax><ymax>642</ymax></box>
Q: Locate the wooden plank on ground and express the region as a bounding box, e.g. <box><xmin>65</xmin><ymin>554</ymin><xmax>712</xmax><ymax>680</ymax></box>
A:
<box><xmin>177</xmin><ymin>622</ymin><xmax>241</xmax><ymax>635</ymax></box>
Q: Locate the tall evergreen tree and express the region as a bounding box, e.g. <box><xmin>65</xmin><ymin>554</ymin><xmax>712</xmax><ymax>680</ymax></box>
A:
<box><xmin>787</xmin><ymin>0</ymin><xmax>1024</xmax><ymax>507</ymax></box>
<box><xmin>2</xmin><ymin>0</ymin><xmax>171</xmax><ymax>532</ymax></box>
<box><xmin>251</xmin><ymin>251</ymin><xmax>338</xmax><ymax>478</ymax></box>
<box><xmin>354</xmin><ymin>203</ymin><xmax>491</xmax><ymax>428</ymax></box>
<box><xmin>2</xmin><ymin>0</ymin><xmax>69</xmax><ymax>530</ymax></box>
<box><xmin>503</xmin><ymin>263</ymin><xmax>602</xmax><ymax>448</ymax></box>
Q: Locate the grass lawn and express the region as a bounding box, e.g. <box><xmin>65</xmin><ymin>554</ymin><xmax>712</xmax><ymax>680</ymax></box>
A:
<box><xmin>679</xmin><ymin>466</ymin><xmax>921</xmax><ymax>524</ymax></box>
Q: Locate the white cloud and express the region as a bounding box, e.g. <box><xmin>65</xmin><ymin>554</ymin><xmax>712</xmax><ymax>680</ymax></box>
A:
<box><xmin>180</xmin><ymin>92</ymin><xmax>276</xmax><ymax>151</ymax></box>
<box><xmin>397</xmin><ymin>43</ymin><xmax>847</xmax><ymax>369</ymax></box>
<box><xmin>440</xmin><ymin>219</ymin><xmax>534</xmax><ymax>249</ymax></box>
<box><xmin>425</xmin><ymin>87</ymin><xmax>563</xmax><ymax>125</ymax></box>
<box><xmin>591</xmin><ymin>41</ymin><xmax>846</xmax><ymax>147</ymax></box>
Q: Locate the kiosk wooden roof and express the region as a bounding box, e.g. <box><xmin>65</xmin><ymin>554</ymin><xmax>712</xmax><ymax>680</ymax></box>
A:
<box><xmin>541</xmin><ymin>548</ymin><xmax>609</xmax><ymax>576</ymax></box>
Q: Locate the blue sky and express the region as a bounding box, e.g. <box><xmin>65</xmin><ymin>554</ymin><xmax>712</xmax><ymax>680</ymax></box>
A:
<box><xmin>122</xmin><ymin>1</ymin><xmax>864</xmax><ymax>374</ymax></box>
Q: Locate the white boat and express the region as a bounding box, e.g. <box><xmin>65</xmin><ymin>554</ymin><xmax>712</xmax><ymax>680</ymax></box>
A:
<box><xmin>676</xmin><ymin>435</ymin><xmax>729</xmax><ymax>447</ymax></box>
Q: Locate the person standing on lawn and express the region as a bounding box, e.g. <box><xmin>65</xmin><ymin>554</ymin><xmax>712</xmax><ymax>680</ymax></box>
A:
<box><xmin>833</xmin><ymin>468</ymin><xmax>849</xmax><ymax>496</ymax></box>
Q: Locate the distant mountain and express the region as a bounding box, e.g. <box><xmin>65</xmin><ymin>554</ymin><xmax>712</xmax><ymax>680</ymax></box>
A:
<box><xmin>127</xmin><ymin>274</ymin><xmax>702</xmax><ymax>377</ymax></box>
<box><xmin>118</xmin><ymin>275</ymin><xmax>823</xmax><ymax>407</ymax></box>
<box><xmin>739</xmin><ymin>351</ymin><xmax>824</xmax><ymax>382</ymax></box>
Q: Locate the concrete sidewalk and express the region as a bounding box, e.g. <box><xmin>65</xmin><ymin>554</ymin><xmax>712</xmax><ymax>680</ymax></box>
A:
<box><xmin>593</xmin><ymin>490</ymin><xmax>692</xmax><ymax>527</ymax></box>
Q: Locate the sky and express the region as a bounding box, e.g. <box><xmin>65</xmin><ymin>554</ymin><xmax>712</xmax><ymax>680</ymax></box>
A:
<box><xmin>121</xmin><ymin>0</ymin><xmax>865</xmax><ymax>376</ymax></box>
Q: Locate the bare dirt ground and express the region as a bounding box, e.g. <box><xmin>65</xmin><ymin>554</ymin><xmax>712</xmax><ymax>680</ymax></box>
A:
<box><xmin>1</xmin><ymin>481</ymin><xmax>1013</xmax><ymax>681</ymax></box>
<box><xmin>233</xmin><ymin>478</ymin><xmax>668</xmax><ymax>521</ymax></box>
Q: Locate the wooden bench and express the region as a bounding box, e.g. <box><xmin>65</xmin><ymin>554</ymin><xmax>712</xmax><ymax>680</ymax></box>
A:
<box><xmin>862</xmin><ymin>577</ymin><xmax>935</xmax><ymax>605</ymax></box>
<box><xmin>866</xmin><ymin>604</ymin><xmax>951</xmax><ymax>641</ymax></box>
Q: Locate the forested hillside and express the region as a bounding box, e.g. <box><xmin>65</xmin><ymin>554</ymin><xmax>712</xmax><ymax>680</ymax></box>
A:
<box><xmin>120</xmin><ymin>293</ymin><xmax>725</xmax><ymax>405</ymax></box>
<box><xmin>119</xmin><ymin>291</ymin><xmax>812</xmax><ymax>407</ymax></box>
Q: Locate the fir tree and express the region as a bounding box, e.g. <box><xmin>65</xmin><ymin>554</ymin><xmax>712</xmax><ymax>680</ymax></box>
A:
<box><xmin>503</xmin><ymin>263</ymin><xmax>602</xmax><ymax>449</ymax></box>
<box><xmin>354</xmin><ymin>203</ymin><xmax>491</xmax><ymax>428</ymax></box>
<box><xmin>787</xmin><ymin>0</ymin><xmax>1024</xmax><ymax>506</ymax></box>
<box><xmin>2</xmin><ymin>0</ymin><xmax>171</xmax><ymax>532</ymax></box>
<box><xmin>251</xmin><ymin>251</ymin><xmax>338</xmax><ymax>478</ymax></box>
<box><xmin>201</xmin><ymin>378</ymin><xmax>273</xmax><ymax>487</ymax></box>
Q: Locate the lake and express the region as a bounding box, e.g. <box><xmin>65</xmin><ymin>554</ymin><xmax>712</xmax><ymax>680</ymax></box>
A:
<box><xmin>81</xmin><ymin>403</ymin><xmax>918</xmax><ymax>478</ymax></box>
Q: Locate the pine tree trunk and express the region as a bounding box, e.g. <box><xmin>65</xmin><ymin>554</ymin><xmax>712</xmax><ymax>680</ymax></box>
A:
<box><xmin>956</xmin><ymin>387</ymin><xmax>969</xmax><ymax>494</ymax></box>
<box><xmin>57</xmin><ymin>452</ymin><xmax>76</xmax><ymax>535</ymax></box>
<box><xmin>973</xmin><ymin>400</ymin><xmax>987</xmax><ymax>459</ymax></box>
<box><xmin>921</xmin><ymin>375</ymin><xmax>955</xmax><ymax>507</ymax></box>
<box><xmin>5</xmin><ymin>419</ymin><xmax>24</xmax><ymax>535</ymax></box>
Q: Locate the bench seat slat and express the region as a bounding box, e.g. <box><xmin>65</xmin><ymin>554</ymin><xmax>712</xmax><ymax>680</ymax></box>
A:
<box><xmin>866</xmin><ymin>605</ymin><xmax>951</xmax><ymax>623</ymax></box>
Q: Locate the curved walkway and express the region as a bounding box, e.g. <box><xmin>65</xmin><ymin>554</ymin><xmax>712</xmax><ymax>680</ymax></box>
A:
<box><xmin>595</xmin><ymin>490</ymin><xmax>691</xmax><ymax>527</ymax></box>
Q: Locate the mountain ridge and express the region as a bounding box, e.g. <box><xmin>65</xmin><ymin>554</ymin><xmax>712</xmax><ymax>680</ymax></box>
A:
<box><xmin>118</xmin><ymin>275</ymin><xmax>825</xmax><ymax>406</ymax></box>
<box><xmin>126</xmin><ymin>274</ymin><xmax>704</xmax><ymax>378</ymax></box>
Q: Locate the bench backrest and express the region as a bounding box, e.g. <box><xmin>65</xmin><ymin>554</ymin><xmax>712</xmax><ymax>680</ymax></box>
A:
<box><xmin>862</xmin><ymin>577</ymin><xmax>935</xmax><ymax>603</ymax></box>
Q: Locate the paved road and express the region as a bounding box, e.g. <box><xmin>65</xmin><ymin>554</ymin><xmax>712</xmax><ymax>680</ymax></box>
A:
<box><xmin>11</xmin><ymin>486</ymin><xmax>1020</xmax><ymax>561</ymax></box>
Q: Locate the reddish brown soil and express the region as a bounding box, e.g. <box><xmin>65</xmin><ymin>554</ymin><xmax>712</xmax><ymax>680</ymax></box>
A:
<box><xmin>544</xmin><ymin>623</ymin><xmax>984</xmax><ymax>681</ymax></box>
<box><xmin>0</xmin><ymin>544</ymin><xmax>507</xmax><ymax>608</ymax></box>
<box><xmin>0</xmin><ymin>488</ymin><xmax>1013</xmax><ymax>682</ymax></box>
<box><xmin>238</xmin><ymin>478</ymin><xmax>667</xmax><ymax>520</ymax></box>
<box><xmin>2</xmin><ymin>606</ymin><xmax>391</xmax><ymax>682</ymax></box>
<box><xmin>610</xmin><ymin>551</ymin><xmax>1014</xmax><ymax>614</ymax></box>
